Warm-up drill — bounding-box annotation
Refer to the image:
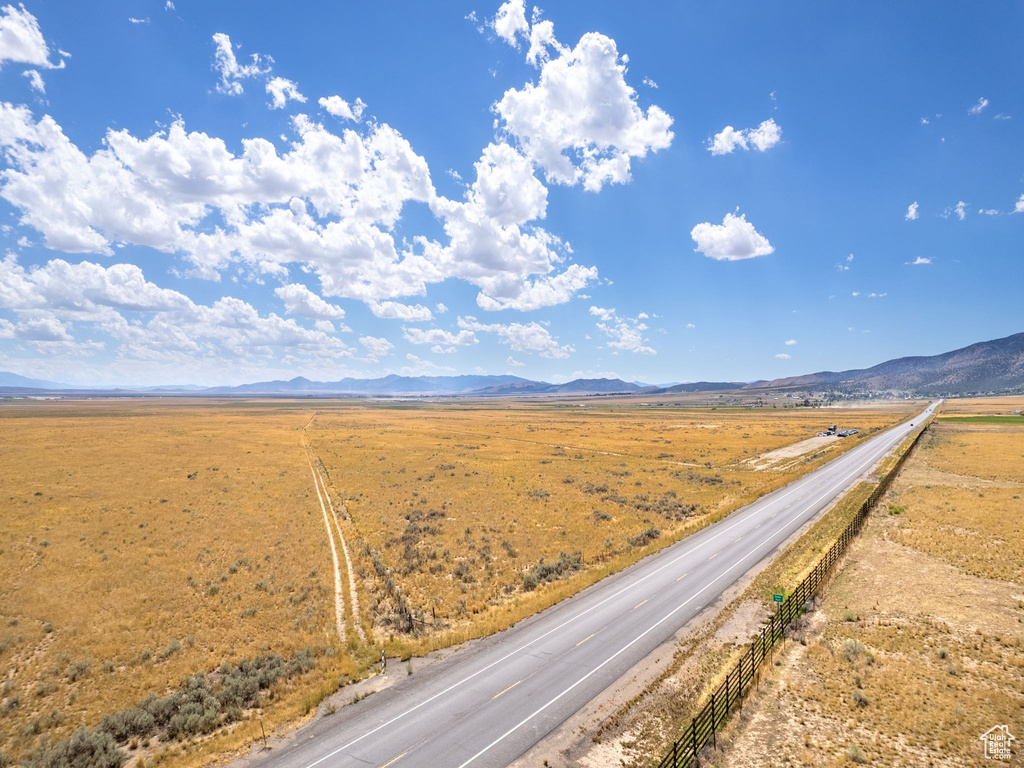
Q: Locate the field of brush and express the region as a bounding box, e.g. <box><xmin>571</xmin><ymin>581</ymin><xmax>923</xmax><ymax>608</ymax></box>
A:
<box><xmin>713</xmin><ymin>396</ymin><xmax>1024</xmax><ymax>767</ymax></box>
<box><xmin>305</xmin><ymin>402</ymin><xmax>913</xmax><ymax>645</ymax></box>
<box><xmin>0</xmin><ymin>398</ymin><xmax>914</xmax><ymax>768</ymax></box>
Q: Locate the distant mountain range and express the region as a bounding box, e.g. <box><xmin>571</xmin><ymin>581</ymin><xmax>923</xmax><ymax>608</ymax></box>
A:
<box><xmin>1</xmin><ymin>332</ymin><xmax>1021</xmax><ymax>398</ymax></box>
<box><xmin>744</xmin><ymin>332</ymin><xmax>1024</xmax><ymax>396</ymax></box>
<box><xmin>651</xmin><ymin>381</ymin><xmax>752</xmax><ymax>394</ymax></box>
<box><xmin>0</xmin><ymin>371</ymin><xmax>73</xmax><ymax>389</ymax></box>
<box><xmin>203</xmin><ymin>374</ymin><xmax>531</xmax><ymax>395</ymax></box>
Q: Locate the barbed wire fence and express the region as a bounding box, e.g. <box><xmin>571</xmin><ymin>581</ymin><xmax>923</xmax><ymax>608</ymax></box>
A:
<box><xmin>657</xmin><ymin>422</ymin><xmax>930</xmax><ymax>768</ymax></box>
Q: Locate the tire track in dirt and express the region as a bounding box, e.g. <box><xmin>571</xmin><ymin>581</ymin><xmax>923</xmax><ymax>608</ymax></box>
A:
<box><xmin>312</xmin><ymin>459</ymin><xmax>367</xmax><ymax>643</ymax></box>
<box><xmin>306</xmin><ymin>448</ymin><xmax>346</xmax><ymax>643</ymax></box>
<box><xmin>302</xmin><ymin>412</ymin><xmax>365</xmax><ymax>645</ymax></box>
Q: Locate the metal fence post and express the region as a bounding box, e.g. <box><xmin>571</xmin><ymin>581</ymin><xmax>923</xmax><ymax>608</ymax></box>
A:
<box><xmin>654</xmin><ymin>422</ymin><xmax>930</xmax><ymax>768</ymax></box>
<box><xmin>711</xmin><ymin>692</ymin><xmax>717</xmax><ymax>748</ymax></box>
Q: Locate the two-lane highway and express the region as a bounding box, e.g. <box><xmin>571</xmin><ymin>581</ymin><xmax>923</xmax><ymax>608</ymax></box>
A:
<box><xmin>251</xmin><ymin>402</ymin><xmax>937</xmax><ymax>768</ymax></box>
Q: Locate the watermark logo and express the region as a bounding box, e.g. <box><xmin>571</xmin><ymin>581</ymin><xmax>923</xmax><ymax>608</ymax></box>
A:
<box><xmin>980</xmin><ymin>725</ymin><xmax>1015</xmax><ymax>761</ymax></box>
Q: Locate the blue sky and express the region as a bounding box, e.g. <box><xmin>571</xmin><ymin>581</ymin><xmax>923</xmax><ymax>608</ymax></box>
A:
<box><xmin>0</xmin><ymin>1</ymin><xmax>1021</xmax><ymax>386</ymax></box>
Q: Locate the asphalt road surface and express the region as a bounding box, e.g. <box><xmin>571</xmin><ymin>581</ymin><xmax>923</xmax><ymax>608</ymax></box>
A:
<box><xmin>253</xmin><ymin>402</ymin><xmax>937</xmax><ymax>768</ymax></box>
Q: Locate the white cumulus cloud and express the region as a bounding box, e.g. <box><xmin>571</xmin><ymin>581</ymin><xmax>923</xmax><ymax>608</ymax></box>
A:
<box><xmin>211</xmin><ymin>32</ymin><xmax>269</xmax><ymax>95</ymax></box>
<box><xmin>403</xmin><ymin>327</ymin><xmax>477</xmax><ymax>346</ymax></box>
<box><xmin>968</xmin><ymin>97</ymin><xmax>989</xmax><ymax>115</ymax></box>
<box><xmin>367</xmin><ymin>301</ymin><xmax>433</xmax><ymax>322</ymax></box>
<box><xmin>400</xmin><ymin>352</ymin><xmax>454</xmax><ymax>376</ymax></box>
<box><xmin>589</xmin><ymin>306</ymin><xmax>655</xmax><ymax>355</ymax></box>
<box><xmin>0</xmin><ymin>3</ymin><xmax>66</xmax><ymax>69</ymax></box>
<box><xmin>274</xmin><ymin>283</ymin><xmax>346</xmax><ymax>319</ymax></box>
<box><xmin>905</xmin><ymin>201</ymin><xmax>919</xmax><ymax>220</ymax></box>
<box><xmin>943</xmin><ymin>201</ymin><xmax>968</xmax><ymax>220</ymax></box>
<box><xmin>359</xmin><ymin>335</ymin><xmax>394</xmax><ymax>362</ymax></box>
<box><xmin>491</xmin><ymin>0</ymin><xmax>528</xmax><ymax>46</ymax></box>
<box><xmin>319</xmin><ymin>94</ymin><xmax>366</xmax><ymax>122</ymax></box>
<box><xmin>690</xmin><ymin>211</ymin><xmax>774</xmax><ymax>261</ymax></box>
<box><xmin>458</xmin><ymin>315</ymin><xmax>573</xmax><ymax>358</ymax></box>
<box><xmin>493</xmin><ymin>28</ymin><xmax>674</xmax><ymax>191</ymax></box>
<box><xmin>266</xmin><ymin>77</ymin><xmax>306</xmax><ymax>109</ymax></box>
<box><xmin>21</xmin><ymin>67</ymin><xmax>43</xmax><ymax>92</ymax></box>
<box><xmin>0</xmin><ymin>254</ymin><xmax>354</xmax><ymax>365</ymax></box>
<box><xmin>709</xmin><ymin>119</ymin><xmax>781</xmax><ymax>155</ymax></box>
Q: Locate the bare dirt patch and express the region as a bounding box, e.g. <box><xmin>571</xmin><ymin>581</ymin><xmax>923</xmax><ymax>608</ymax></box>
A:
<box><xmin>744</xmin><ymin>434</ymin><xmax>838</xmax><ymax>469</ymax></box>
<box><xmin>711</xmin><ymin>406</ymin><xmax>1024</xmax><ymax>768</ymax></box>
<box><xmin>714</xmin><ymin>600</ymin><xmax>765</xmax><ymax>645</ymax></box>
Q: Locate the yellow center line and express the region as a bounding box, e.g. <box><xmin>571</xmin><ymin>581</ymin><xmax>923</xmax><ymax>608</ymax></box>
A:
<box><xmin>492</xmin><ymin>679</ymin><xmax>522</xmax><ymax>700</ymax></box>
<box><xmin>575</xmin><ymin>633</ymin><xmax>595</xmax><ymax>647</ymax></box>
<box><xmin>633</xmin><ymin>599</ymin><xmax>648</xmax><ymax>610</ymax></box>
<box><xmin>734</xmin><ymin>537</ymin><xmax>742</xmax><ymax>542</ymax></box>
<box><xmin>676</xmin><ymin>572</ymin><xmax>688</xmax><ymax>582</ymax></box>
<box><xmin>708</xmin><ymin>552</ymin><xmax>718</xmax><ymax>560</ymax></box>
<box><xmin>379</xmin><ymin>751</ymin><xmax>408</xmax><ymax>768</ymax></box>
<box><xmin>771</xmin><ymin>513</ymin><xmax>777</xmax><ymax>518</ymax></box>
<box><xmin>755</xmin><ymin>523</ymin><xmax>762</xmax><ymax>529</ymax></box>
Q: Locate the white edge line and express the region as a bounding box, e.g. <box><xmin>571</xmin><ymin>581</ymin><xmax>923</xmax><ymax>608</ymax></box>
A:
<box><xmin>456</xmin><ymin>410</ymin><xmax>930</xmax><ymax>766</ymax></box>
<box><xmin>300</xmin><ymin>406</ymin><xmax>931</xmax><ymax>767</ymax></box>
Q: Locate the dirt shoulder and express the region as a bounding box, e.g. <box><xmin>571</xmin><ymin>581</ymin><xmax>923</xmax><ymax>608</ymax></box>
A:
<box><xmin>707</xmin><ymin>418</ymin><xmax>1024</xmax><ymax>767</ymax></box>
<box><xmin>509</xmin><ymin>428</ymin><xmax>909</xmax><ymax>768</ymax></box>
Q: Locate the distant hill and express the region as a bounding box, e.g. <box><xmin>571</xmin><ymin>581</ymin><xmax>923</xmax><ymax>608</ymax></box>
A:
<box><xmin>551</xmin><ymin>378</ymin><xmax>643</xmax><ymax>394</ymax></box>
<box><xmin>204</xmin><ymin>374</ymin><xmax>533</xmax><ymax>395</ymax></box>
<box><xmin>4</xmin><ymin>332</ymin><xmax>1020</xmax><ymax>398</ymax></box>
<box><xmin>0</xmin><ymin>371</ymin><xmax>71</xmax><ymax>389</ymax></box>
<box><xmin>746</xmin><ymin>332</ymin><xmax>1024</xmax><ymax>396</ymax></box>
<box><xmin>471</xmin><ymin>378</ymin><xmax>643</xmax><ymax>396</ymax></box>
<box><xmin>648</xmin><ymin>381</ymin><xmax>749</xmax><ymax>394</ymax></box>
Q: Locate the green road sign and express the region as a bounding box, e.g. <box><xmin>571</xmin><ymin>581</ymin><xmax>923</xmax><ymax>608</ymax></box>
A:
<box><xmin>772</xmin><ymin>594</ymin><xmax>784</xmax><ymax>603</ymax></box>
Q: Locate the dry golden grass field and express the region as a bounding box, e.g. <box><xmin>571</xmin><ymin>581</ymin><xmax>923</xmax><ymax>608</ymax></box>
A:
<box><xmin>0</xmin><ymin>397</ymin><xmax>915</xmax><ymax>768</ymax></box>
<box><xmin>710</xmin><ymin>396</ymin><xmax>1024</xmax><ymax>767</ymax></box>
<box><xmin>306</xmin><ymin>401</ymin><xmax>915</xmax><ymax>651</ymax></box>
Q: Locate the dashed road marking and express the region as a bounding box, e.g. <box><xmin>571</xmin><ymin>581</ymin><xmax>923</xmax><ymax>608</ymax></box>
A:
<box><xmin>575</xmin><ymin>633</ymin><xmax>595</xmax><ymax>648</ymax></box>
<box><xmin>380</xmin><ymin>751</ymin><xmax>408</xmax><ymax>768</ymax></box>
<box><xmin>492</xmin><ymin>680</ymin><xmax>522</xmax><ymax>700</ymax></box>
<box><xmin>676</xmin><ymin>572</ymin><xmax>688</xmax><ymax>582</ymax></box>
<box><xmin>633</xmin><ymin>599</ymin><xmax>648</xmax><ymax>610</ymax></box>
<box><xmin>294</xmin><ymin>406</ymin><xmax>935</xmax><ymax>768</ymax></box>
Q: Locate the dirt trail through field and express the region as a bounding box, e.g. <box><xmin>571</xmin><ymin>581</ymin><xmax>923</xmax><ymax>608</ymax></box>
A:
<box><xmin>313</xmin><ymin>460</ymin><xmax>366</xmax><ymax>643</ymax></box>
<box><xmin>302</xmin><ymin>413</ymin><xmax>365</xmax><ymax>645</ymax></box>
<box><xmin>305</xmin><ymin>447</ymin><xmax>346</xmax><ymax>642</ymax></box>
